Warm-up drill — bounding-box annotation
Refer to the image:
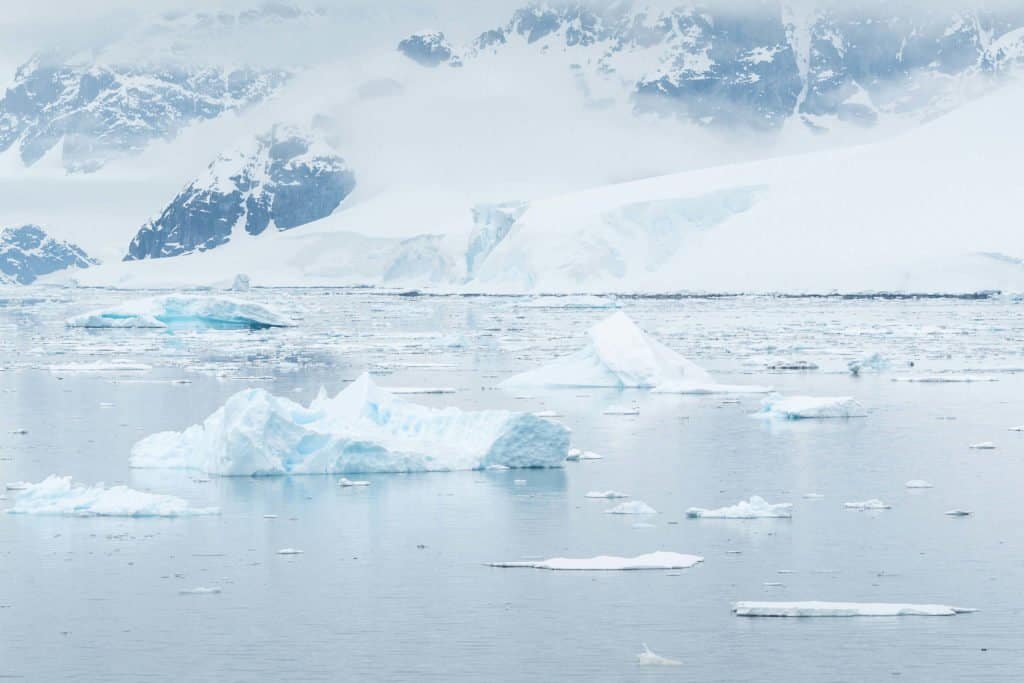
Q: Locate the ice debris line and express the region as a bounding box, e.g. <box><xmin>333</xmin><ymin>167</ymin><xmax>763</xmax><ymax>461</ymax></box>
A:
<box><xmin>66</xmin><ymin>295</ymin><xmax>290</xmax><ymax>330</ymax></box>
<box><xmin>687</xmin><ymin>496</ymin><xmax>792</xmax><ymax>519</ymax></box>
<box><xmin>130</xmin><ymin>373</ymin><xmax>570</xmax><ymax>475</ymax></box>
<box><xmin>758</xmin><ymin>394</ymin><xmax>867</xmax><ymax>419</ymax></box>
<box><xmin>499</xmin><ymin>312</ymin><xmax>770</xmax><ymax>394</ymax></box>
<box><xmin>733</xmin><ymin>601</ymin><xmax>976</xmax><ymax>617</ymax></box>
<box><xmin>489</xmin><ymin>551</ymin><xmax>704</xmax><ymax>571</ymax></box>
<box><xmin>5</xmin><ymin>475</ymin><xmax>219</xmax><ymax>517</ymax></box>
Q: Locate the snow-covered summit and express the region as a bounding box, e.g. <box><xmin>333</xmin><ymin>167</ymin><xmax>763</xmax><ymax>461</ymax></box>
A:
<box><xmin>0</xmin><ymin>225</ymin><xmax>96</xmax><ymax>285</ymax></box>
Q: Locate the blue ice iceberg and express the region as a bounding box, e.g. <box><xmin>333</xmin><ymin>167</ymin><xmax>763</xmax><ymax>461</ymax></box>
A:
<box><xmin>131</xmin><ymin>373</ymin><xmax>570</xmax><ymax>475</ymax></box>
<box><xmin>66</xmin><ymin>295</ymin><xmax>290</xmax><ymax>330</ymax></box>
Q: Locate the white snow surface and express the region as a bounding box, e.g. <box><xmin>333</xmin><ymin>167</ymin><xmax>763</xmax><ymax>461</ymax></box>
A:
<box><xmin>733</xmin><ymin>601</ymin><xmax>976</xmax><ymax>617</ymax></box>
<box><xmin>501</xmin><ymin>312</ymin><xmax>766</xmax><ymax>393</ymax></box>
<box><xmin>489</xmin><ymin>551</ymin><xmax>704</xmax><ymax>571</ymax></box>
<box><xmin>686</xmin><ymin>496</ymin><xmax>793</xmax><ymax>519</ymax></box>
<box><xmin>66</xmin><ymin>295</ymin><xmax>290</xmax><ymax>329</ymax></box>
<box><xmin>5</xmin><ymin>475</ymin><xmax>218</xmax><ymax>517</ymax></box>
<box><xmin>130</xmin><ymin>373</ymin><xmax>570</xmax><ymax>475</ymax></box>
<box><xmin>758</xmin><ymin>394</ymin><xmax>866</xmax><ymax>419</ymax></box>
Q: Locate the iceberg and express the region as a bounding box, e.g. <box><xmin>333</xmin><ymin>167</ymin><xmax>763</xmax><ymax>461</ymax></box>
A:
<box><xmin>500</xmin><ymin>312</ymin><xmax>769</xmax><ymax>393</ymax></box>
<box><xmin>758</xmin><ymin>394</ymin><xmax>866</xmax><ymax>419</ymax></box>
<box><xmin>733</xmin><ymin>601</ymin><xmax>976</xmax><ymax>617</ymax></box>
<box><xmin>848</xmin><ymin>352</ymin><xmax>889</xmax><ymax>375</ymax></box>
<box><xmin>5</xmin><ymin>475</ymin><xmax>218</xmax><ymax>517</ymax></box>
<box><xmin>606</xmin><ymin>501</ymin><xmax>657</xmax><ymax>514</ymax></box>
<box><xmin>637</xmin><ymin>645</ymin><xmax>682</xmax><ymax>667</ymax></box>
<box><xmin>686</xmin><ymin>496</ymin><xmax>792</xmax><ymax>519</ymax></box>
<box><xmin>489</xmin><ymin>551</ymin><xmax>703</xmax><ymax>571</ymax></box>
<box><xmin>566</xmin><ymin>448</ymin><xmax>602</xmax><ymax>461</ymax></box>
<box><xmin>66</xmin><ymin>295</ymin><xmax>290</xmax><ymax>330</ymax></box>
<box><xmin>130</xmin><ymin>373</ymin><xmax>570</xmax><ymax>476</ymax></box>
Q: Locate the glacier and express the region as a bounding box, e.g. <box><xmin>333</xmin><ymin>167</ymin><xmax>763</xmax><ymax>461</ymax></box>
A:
<box><xmin>65</xmin><ymin>295</ymin><xmax>291</xmax><ymax>330</ymax></box>
<box><xmin>500</xmin><ymin>311</ymin><xmax>769</xmax><ymax>393</ymax></box>
<box><xmin>130</xmin><ymin>373</ymin><xmax>570</xmax><ymax>476</ymax></box>
<box><xmin>758</xmin><ymin>394</ymin><xmax>866</xmax><ymax>419</ymax></box>
<box><xmin>5</xmin><ymin>475</ymin><xmax>218</xmax><ymax>517</ymax></box>
<box><xmin>686</xmin><ymin>496</ymin><xmax>793</xmax><ymax>519</ymax></box>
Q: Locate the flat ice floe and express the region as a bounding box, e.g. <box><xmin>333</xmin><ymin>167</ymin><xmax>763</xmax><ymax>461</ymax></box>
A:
<box><xmin>606</xmin><ymin>500</ymin><xmax>657</xmax><ymax>514</ymax></box>
<box><xmin>585</xmin><ymin>490</ymin><xmax>630</xmax><ymax>499</ymax></box>
<box><xmin>686</xmin><ymin>496</ymin><xmax>792</xmax><ymax>519</ymax></box>
<box><xmin>968</xmin><ymin>441</ymin><xmax>996</xmax><ymax>449</ymax></box>
<box><xmin>489</xmin><ymin>551</ymin><xmax>703</xmax><ymax>571</ymax></box>
<box><xmin>844</xmin><ymin>499</ymin><xmax>891</xmax><ymax>510</ymax></box>
<box><xmin>733</xmin><ymin>601</ymin><xmax>976</xmax><ymax>617</ymax></box>
<box><xmin>5</xmin><ymin>475</ymin><xmax>218</xmax><ymax>517</ymax></box>
<box><xmin>130</xmin><ymin>373</ymin><xmax>570</xmax><ymax>475</ymax></box>
<box><xmin>758</xmin><ymin>394</ymin><xmax>866</xmax><ymax>419</ymax></box>
<box><xmin>66</xmin><ymin>295</ymin><xmax>290</xmax><ymax>330</ymax></box>
<box><xmin>500</xmin><ymin>312</ymin><xmax>770</xmax><ymax>394</ymax></box>
<box><xmin>905</xmin><ymin>480</ymin><xmax>934</xmax><ymax>488</ymax></box>
<box><xmin>892</xmin><ymin>375</ymin><xmax>998</xmax><ymax>383</ymax></box>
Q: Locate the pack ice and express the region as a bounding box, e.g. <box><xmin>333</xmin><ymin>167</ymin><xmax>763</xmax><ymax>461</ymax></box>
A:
<box><xmin>687</xmin><ymin>496</ymin><xmax>793</xmax><ymax>518</ymax></box>
<box><xmin>5</xmin><ymin>475</ymin><xmax>219</xmax><ymax>517</ymax></box>
<box><xmin>500</xmin><ymin>312</ymin><xmax>770</xmax><ymax>393</ymax></box>
<box><xmin>758</xmin><ymin>394</ymin><xmax>867</xmax><ymax>419</ymax></box>
<box><xmin>66</xmin><ymin>295</ymin><xmax>290</xmax><ymax>330</ymax></box>
<box><xmin>733</xmin><ymin>601</ymin><xmax>976</xmax><ymax>617</ymax></box>
<box><xmin>130</xmin><ymin>373</ymin><xmax>570</xmax><ymax>475</ymax></box>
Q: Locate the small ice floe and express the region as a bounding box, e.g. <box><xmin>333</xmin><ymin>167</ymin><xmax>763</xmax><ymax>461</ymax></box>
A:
<box><xmin>263</xmin><ymin>514</ymin><xmax>278</xmax><ymax>519</ymax></box>
<box><xmin>276</xmin><ymin>548</ymin><xmax>304</xmax><ymax>555</ymax></box>
<box><xmin>1009</xmin><ymin>426</ymin><xmax>1024</xmax><ymax>432</ymax></box>
<box><xmin>802</xmin><ymin>493</ymin><xmax>825</xmax><ymax>499</ymax></box>
<box><xmin>179</xmin><ymin>587</ymin><xmax>222</xmax><ymax>595</ymax></box>
<box><xmin>848</xmin><ymin>352</ymin><xmax>889</xmax><ymax>375</ymax></box>
<box><xmin>10</xmin><ymin>428</ymin><xmax>28</xmax><ymax>435</ymax></box>
<box><xmin>944</xmin><ymin>509</ymin><xmax>973</xmax><ymax>517</ymax></box>
<box><xmin>686</xmin><ymin>496</ymin><xmax>792</xmax><ymax>519</ymax></box>
<box><xmin>892</xmin><ymin>375</ymin><xmax>998</xmax><ymax>383</ymax></box>
<box><xmin>5</xmin><ymin>476</ymin><xmax>219</xmax><ymax>517</ymax></box>
<box><xmin>603</xmin><ymin>404</ymin><xmax>639</xmax><ymax>416</ymax></box>
<box><xmin>757</xmin><ymin>394</ymin><xmax>866</xmax><ymax>420</ymax></box>
<box><xmin>905</xmin><ymin>480</ymin><xmax>934</xmax><ymax>489</ymax></box>
<box><xmin>566</xmin><ymin>448</ymin><xmax>602</xmax><ymax>461</ymax></box>
<box><xmin>968</xmin><ymin>442</ymin><xmax>996</xmax><ymax>450</ymax></box>
<box><xmin>99</xmin><ymin>402</ymin><xmax>115</xmax><ymax>408</ymax></box>
<box><xmin>532</xmin><ymin>410</ymin><xmax>561</xmax><ymax>418</ymax></box>
<box><xmin>585</xmin><ymin>490</ymin><xmax>630</xmax><ymax>499</ymax></box>
<box><xmin>732</xmin><ymin>601</ymin><xmax>976</xmax><ymax>617</ymax></box>
<box><xmin>339</xmin><ymin>478</ymin><xmax>370</xmax><ymax>487</ymax></box>
<box><xmin>513</xmin><ymin>479</ymin><xmax>527</xmax><ymax>486</ymax></box>
<box><xmin>637</xmin><ymin>644</ymin><xmax>682</xmax><ymax>667</ymax></box>
<box><xmin>385</xmin><ymin>387</ymin><xmax>457</xmax><ymax>395</ymax></box>
<box><xmin>489</xmin><ymin>551</ymin><xmax>703</xmax><ymax>571</ymax></box>
<box><xmin>844</xmin><ymin>499</ymin><xmax>891</xmax><ymax>510</ymax></box>
<box><xmin>606</xmin><ymin>501</ymin><xmax>657</xmax><ymax>515</ymax></box>
<box><xmin>5</xmin><ymin>482</ymin><xmax>30</xmax><ymax>491</ymax></box>
<box><xmin>766</xmin><ymin>359</ymin><xmax>819</xmax><ymax>371</ymax></box>
<box><xmin>48</xmin><ymin>361</ymin><xmax>152</xmax><ymax>373</ymax></box>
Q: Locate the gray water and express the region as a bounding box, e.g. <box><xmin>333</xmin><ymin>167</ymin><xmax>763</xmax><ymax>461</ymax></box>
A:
<box><xmin>1</xmin><ymin>289</ymin><xmax>1023</xmax><ymax>681</ymax></box>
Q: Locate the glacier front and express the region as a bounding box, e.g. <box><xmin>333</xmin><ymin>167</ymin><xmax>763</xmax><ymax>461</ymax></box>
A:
<box><xmin>130</xmin><ymin>373</ymin><xmax>570</xmax><ymax>476</ymax></box>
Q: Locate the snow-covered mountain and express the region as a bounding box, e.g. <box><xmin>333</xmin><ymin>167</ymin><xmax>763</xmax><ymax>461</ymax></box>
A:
<box><xmin>0</xmin><ymin>225</ymin><xmax>95</xmax><ymax>284</ymax></box>
<box><xmin>400</xmin><ymin>1</ymin><xmax>1024</xmax><ymax>132</ymax></box>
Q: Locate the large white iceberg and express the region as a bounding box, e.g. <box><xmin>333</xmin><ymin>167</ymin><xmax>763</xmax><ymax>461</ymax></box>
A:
<box><xmin>130</xmin><ymin>373</ymin><xmax>570</xmax><ymax>475</ymax></box>
<box><xmin>66</xmin><ymin>295</ymin><xmax>290</xmax><ymax>330</ymax></box>
<box><xmin>758</xmin><ymin>394</ymin><xmax>867</xmax><ymax>419</ymax></box>
<box><xmin>500</xmin><ymin>312</ymin><xmax>769</xmax><ymax>394</ymax></box>
<box><xmin>686</xmin><ymin>496</ymin><xmax>792</xmax><ymax>519</ymax></box>
<box><xmin>5</xmin><ymin>475</ymin><xmax>219</xmax><ymax>517</ymax></box>
<box><xmin>732</xmin><ymin>601</ymin><xmax>976</xmax><ymax>617</ymax></box>
<box><xmin>489</xmin><ymin>551</ymin><xmax>704</xmax><ymax>571</ymax></box>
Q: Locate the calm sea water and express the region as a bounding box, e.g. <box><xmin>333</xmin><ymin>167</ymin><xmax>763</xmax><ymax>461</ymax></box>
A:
<box><xmin>1</xmin><ymin>289</ymin><xmax>1023</xmax><ymax>681</ymax></box>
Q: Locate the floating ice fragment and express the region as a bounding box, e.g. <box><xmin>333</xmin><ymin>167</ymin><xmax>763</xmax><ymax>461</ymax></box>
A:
<box><xmin>277</xmin><ymin>548</ymin><xmax>304</xmax><ymax>555</ymax></box>
<box><xmin>585</xmin><ymin>490</ymin><xmax>630</xmax><ymax>499</ymax></box>
<box><xmin>848</xmin><ymin>352</ymin><xmax>889</xmax><ymax>375</ymax></box>
<box><xmin>766</xmin><ymin>359</ymin><xmax>819</xmax><ymax>371</ymax></box>
<box><xmin>66</xmin><ymin>295</ymin><xmax>290</xmax><ymax>330</ymax></box>
<box><xmin>603</xmin><ymin>404</ymin><xmax>639</xmax><ymax>416</ymax></box>
<box><xmin>758</xmin><ymin>394</ymin><xmax>866</xmax><ymax>419</ymax></box>
<box><xmin>733</xmin><ymin>601</ymin><xmax>976</xmax><ymax>617</ymax></box>
<box><xmin>905</xmin><ymin>480</ymin><xmax>934</xmax><ymax>489</ymax></box>
<box><xmin>802</xmin><ymin>493</ymin><xmax>824</xmax><ymax>499</ymax></box>
<box><xmin>892</xmin><ymin>375</ymin><xmax>998</xmax><ymax>383</ymax></box>
<box><xmin>5</xmin><ymin>476</ymin><xmax>218</xmax><ymax>517</ymax></box>
<box><xmin>686</xmin><ymin>496</ymin><xmax>792</xmax><ymax>519</ymax></box>
<box><xmin>339</xmin><ymin>478</ymin><xmax>370</xmax><ymax>487</ymax></box>
<box><xmin>532</xmin><ymin>410</ymin><xmax>561</xmax><ymax>418</ymax></box>
<box><xmin>944</xmin><ymin>509</ymin><xmax>972</xmax><ymax>517</ymax></box>
<box><xmin>513</xmin><ymin>479</ymin><xmax>527</xmax><ymax>485</ymax></box>
<box><xmin>1009</xmin><ymin>426</ymin><xmax>1024</xmax><ymax>432</ymax></box>
<box><xmin>489</xmin><ymin>551</ymin><xmax>703</xmax><ymax>571</ymax></box>
<box><xmin>637</xmin><ymin>644</ymin><xmax>682</xmax><ymax>667</ymax></box>
<box><xmin>386</xmin><ymin>387</ymin><xmax>457</xmax><ymax>395</ymax></box>
<box><xmin>844</xmin><ymin>499</ymin><xmax>891</xmax><ymax>510</ymax></box>
<box><xmin>606</xmin><ymin>500</ymin><xmax>657</xmax><ymax>515</ymax></box>
<box><xmin>179</xmin><ymin>587</ymin><xmax>222</xmax><ymax>595</ymax></box>
<box><xmin>968</xmin><ymin>442</ymin><xmax>996</xmax><ymax>449</ymax></box>
<box><xmin>5</xmin><ymin>482</ymin><xmax>29</xmax><ymax>491</ymax></box>
<box><xmin>49</xmin><ymin>361</ymin><xmax>152</xmax><ymax>373</ymax></box>
<box><xmin>130</xmin><ymin>373</ymin><xmax>570</xmax><ymax>475</ymax></box>
<box><xmin>566</xmin><ymin>448</ymin><xmax>602</xmax><ymax>461</ymax></box>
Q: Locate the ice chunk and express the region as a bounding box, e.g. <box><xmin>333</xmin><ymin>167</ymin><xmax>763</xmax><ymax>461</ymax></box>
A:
<box><xmin>231</xmin><ymin>274</ymin><xmax>250</xmax><ymax>292</ymax></box>
<box><xmin>130</xmin><ymin>373</ymin><xmax>570</xmax><ymax>475</ymax></box>
<box><xmin>758</xmin><ymin>394</ymin><xmax>866</xmax><ymax>419</ymax></box>
<box><xmin>339</xmin><ymin>478</ymin><xmax>370</xmax><ymax>487</ymax></box>
<box><xmin>1009</xmin><ymin>426</ymin><xmax>1024</xmax><ymax>432</ymax></box>
<box><xmin>5</xmin><ymin>482</ymin><xmax>30</xmax><ymax>491</ymax></box>
<box><xmin>686</xmin><ymin>496</ymin><xmax>792</xmax><ymax>519</ymax></box>
<box><xmin>489</xmin><ymin>551</ymin><xmax>703</xmax><ymax>571</ymax></box>
<box><xmin>766</xmin><ymin>359</ymin><xmax>819</xmax><ymax>370</ymax></box>
<box><xmin>66</xmin><ymin>295</ymin><xmax>290</xmax><ymax>330</ymax></box>
<box><xmin>944</xmin><ymin>509</ymin><xmax>972</xmax><ymax>517</ymax></box>
<box><xmin>892</xmin><ymin>375</ymin><xmax>998</xmax><ymax>383</ymax></box>
<box><xmin>277</xmin><ymin>548</ymin><xmax>303</xmax><ymax>555</ymax></box>
<box><xmin>386</xmin><ymin>387</ymin><xmax>457</xmax><ymax>395</ymax></box>
<box><xmin>603</xmin><ymin>404</ymin><xmax>639</xmax><ymax>416</ymax></box>
<box><xmin>637</xmin><ymin>644</ymin><xmax>682</xmax><ymax>667</ymax></box>
<box><xmin>844</xmin><ymin>499</ymin><xmax>891</xmax><ymax>510</ymax></box>
<box><xmin>968</xmin><ymin>441</ymin><xmax>996</xmax><ymax>449</ymax></box>
<box><xmin>179</xmin><ymin>587</ymin><xmax>222</xmax><ymax>595</ymax></box>
<box><xmin>585</xmin><ymin>490</ymin><xmax>630</xmax><ymax>499</ymax></box>
<box><xmin>905</xmin><ymin>480</ymin><xmax>934</xmax><ymax>488</ymax></box>
<box><xmin>566</xmin><ymin>448</ymin><xmax>602</xmax><ymax>461</ymax></box>
<box><xmin>848</xmin><ymin>352</ymin><xmax>889</xmax><ymax>375</ymax></box>
<box><xmin>500</xmin><ymin>312</ymin><xmax>768</xmax><ymax>393</ymax></box>
<box><xmin>5</xmin><ymin>475</ymin><xmax>218</xmax><ymax>517</ymax></box>
<box><xmin>606</xmin><ymin>501</ymin><xmax>657</xmax><ymax>514</ymax></box>
<box><xmin>49</xmin><ymin>361</ymin><xmax>152</xmax><ymax>373</ymax></box>
<box><xmin>733</xmin><ymin>601</ymin><xmax>976</xmax><ymax>617</ymax></box>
